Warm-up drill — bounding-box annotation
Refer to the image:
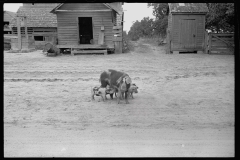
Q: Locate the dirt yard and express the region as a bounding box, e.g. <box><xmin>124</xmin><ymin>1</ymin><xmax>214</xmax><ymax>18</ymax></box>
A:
<box><xmin>4</xmin><ymin>39</ymin><xmax>234</xmax><ymax>157</ymax></box>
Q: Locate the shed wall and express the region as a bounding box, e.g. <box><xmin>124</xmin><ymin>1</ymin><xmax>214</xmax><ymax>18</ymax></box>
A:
<box><xmin>168</xmin><ymin>13</ymin><xmax>172</xmax><ymax>31</ymax></box>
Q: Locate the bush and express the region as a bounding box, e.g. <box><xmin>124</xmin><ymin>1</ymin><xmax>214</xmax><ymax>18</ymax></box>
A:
<box><xmin>122</xmin><ymin>32</ymin><xmax>135</xmax><ymax>53</ymax></box>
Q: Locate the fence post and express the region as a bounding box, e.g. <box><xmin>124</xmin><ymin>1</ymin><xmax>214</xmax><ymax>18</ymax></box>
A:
<box><xmin>204</xmin><ymin>31</ymin><xmax>208</xmax><ymax>54</ymax></box>
<box><xmin>208</xmin><ymin>33</ymin><xmax>212</xmax><ymax>54</ymax></box>
<box><xmin>166</xmin><ymin>29</ymin><xmax>170</xmax><ymax>54</ymax></box>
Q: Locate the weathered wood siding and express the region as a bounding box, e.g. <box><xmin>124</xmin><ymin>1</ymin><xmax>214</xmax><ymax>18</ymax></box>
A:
<box><xmin>12</xmin><ymin>27</ymin><xmax>57</xmax><ymax>35</ymax></box>
<box><xmin>12</xmin><ymin>27</ymin><xmax>57</xmax><ymax>48</ymax></box>
<box><xmin>11</xmin><ymin>37</ymin><xmax>35</xmax><ymax>50</ymax></box>
<box><xmin>207</xmin><ymin>33</ymin><xmax>234</xmax><ymax>54</ymax></box>
<box><xmin>58</xmin><ymin>3</ymin><xmax>109</xmax><ymax>10</ymax></box>
<box><xmin>23</xmin><ymin>3</ymin><xmax>59</xmax><ymax>8</ymax></box>
<box><xmin>168</xmin><ymin>13</ymin><xmax>172</xmax><ymax>31</ymax></box>
<box><xmin>56</xmin><ymin>3</ymin><xmax>114</xmax><ymax>46</ymax></box>
<box><xmin>170</xmin><ymin>14</ymin><xmax>205</xmax><ymax>51</ymax></box>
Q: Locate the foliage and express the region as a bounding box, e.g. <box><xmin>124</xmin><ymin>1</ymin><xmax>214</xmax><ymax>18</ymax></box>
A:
<box><xmin>128</xmin><ymin>3</ymin><xmax>234</xmax><ymax>41</ymax></box>
<box><xmin>147</xmin><ymin>3</ymin><xmax>169</xmax><ymax>19</ymax></box>
<box><xmin>206</xmin><ymin>3</ymin><xmax>234</xmax><ymax>33</ymax></box>
<box><xmin>122</xmin><ymin>31</ymin><xmax>134</xmax><ymax>53</ymax></box>
<box><xmin>148</xmin><ymin>3</ymin><xmax>169</xmax><ymax>37</ymax></box>
<box><xmin>128</xmin><ymin>20</ymin><xmax>142</xmax><ymax>41</ymax></box>
<box><xmin>128</xmin><ymin>3</ymin><xmax>169</xmax><ymax>41</ymax></box>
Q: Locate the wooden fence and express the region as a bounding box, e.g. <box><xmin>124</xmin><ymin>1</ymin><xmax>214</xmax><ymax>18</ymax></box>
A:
<box><xmin>205</xmin><ymin>32</ymin><xmax>234</xmax><ymax>54</ymax></box>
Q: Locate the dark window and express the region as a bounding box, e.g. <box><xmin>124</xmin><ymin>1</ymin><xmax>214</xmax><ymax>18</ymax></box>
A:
<box><xmin>4</xmin><ymin>22</ymin><xmax>9</xmax><ymax>28</ymax></box>
<box><xmin>34</xmin><ymin>36</ymin><xmax>44</xmax><ymax>41</ymax></box>
<box><xmin>4</xmin><ymin>22</ymin><xmax>9</xmax><ymax>25</ymax></box>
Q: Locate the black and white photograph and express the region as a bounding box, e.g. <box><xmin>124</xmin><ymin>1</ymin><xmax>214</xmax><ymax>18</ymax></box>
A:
<box><xmin>4</xmin><ymin>2</ymin><xmax>235</xmax><ymax>157</ymax></box>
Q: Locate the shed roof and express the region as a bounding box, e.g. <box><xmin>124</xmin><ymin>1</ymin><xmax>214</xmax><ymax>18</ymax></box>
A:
<box><xmin>50</xmin><ymin>3</ymin><xmax>123</xmax><ymax>15</ymax></box>
<box><xmin>4</xmin><ymin>11</ymin><xmax>16</xmax><ymax>22</ymax></box>
<box><xmin>10</xmin><ymin>4</ymin><xmax>58</xmax><ymax>27</ymax></box>
<box><xmin>169</xmin><ymin>3</ymin><xmax>209</xmax><ymax>13</ymax></box>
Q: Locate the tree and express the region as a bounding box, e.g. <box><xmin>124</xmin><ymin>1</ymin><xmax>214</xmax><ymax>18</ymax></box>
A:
<box><xmin>128</xmin><ymin>20</ymin><xmax>142</xmax><ymax>41</ymax></box>
<box><xmin>206</xmin><ymin>3</ymin><xmax>234</xmax><ymax>33</ymax></box>
<box><xmin>128</xmin><ymin>17</ymin><xmax>154</xmax><ymax>41</ymax></box>
<box><xmin>147</xmin><ymin>3</ymin><xmax>169</xmax><ymax>37</ymax></box>
<box><xmin>140</xmin><ymin>17</ymin><xmax>154</xmax><ymax>37</ymax></box>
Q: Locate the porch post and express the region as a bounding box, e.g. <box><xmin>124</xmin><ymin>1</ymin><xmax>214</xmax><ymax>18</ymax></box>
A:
<box><xmin>24</xmin><ymin>16</ymin><xmax>28</xmax><ymax>42</ymax></box>
<box><xmin>17</xmin><ymin>16</ymin><xmax>22</xmax><ymax>50</ymax></box>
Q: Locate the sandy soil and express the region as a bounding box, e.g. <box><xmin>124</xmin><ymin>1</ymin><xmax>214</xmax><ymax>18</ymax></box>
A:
<box><xmin>4</xmin><ymin>39</ymin><xmax>234</xmax><ymax>157</ymax></box>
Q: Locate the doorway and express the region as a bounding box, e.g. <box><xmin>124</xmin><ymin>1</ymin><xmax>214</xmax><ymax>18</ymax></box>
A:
<box><xmin>78</xmin><ymin>17</ymin><xmax>93</xmax><ymax>44</ymax></box>
<box><xmin>179</xmin><ymin>19</ymin><xmax>196</xmax><ymax>49</ymax></box>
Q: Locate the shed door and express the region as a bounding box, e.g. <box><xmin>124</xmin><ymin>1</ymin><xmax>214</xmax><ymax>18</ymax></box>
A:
<box><xmin>78</xmin><ymin>17</ymin><xmax>93</xmax><ymax>44</ymax></box>
<box><xmin>179</xmin><ymin>19</ymin><xmax>196</xmax><ymax>49</ymax></box>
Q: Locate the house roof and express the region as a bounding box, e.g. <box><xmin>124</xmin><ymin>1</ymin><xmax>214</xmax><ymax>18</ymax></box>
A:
<box><xmin>10</xmin><ymin>4</ymin><xmax>58</xmax><ymax>27</ymax></box>
<box><xmin>4</xmin><ymin>11</ymin><xmax>16</xmax><ymax>22</ymax></box>
<box><xmin>50</xmin><ymin>3</ymin><xmax>122</xmax><ymax>15</ymax></box>
<box><xmin>169</xmin><ymin>3</ymin><xmax>209</xmax><ymax>13</ymax></box>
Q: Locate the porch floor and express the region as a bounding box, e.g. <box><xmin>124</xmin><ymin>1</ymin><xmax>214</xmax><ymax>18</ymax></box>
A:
<box><xmin>57</xmin><ymin>44</ymin><xmax>113</xmax><ymax>55</ymax></box>
<box><xmin>56</xmin><ymin>44</ymin><xmax>114</xmax><ymax>50</ymax></box>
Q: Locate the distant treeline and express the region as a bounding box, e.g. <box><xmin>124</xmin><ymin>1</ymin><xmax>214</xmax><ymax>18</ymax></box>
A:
<box><xmin>127</xmin><ymin>3</ymin><xmax>234</xmax><ymax>41</ymax></box>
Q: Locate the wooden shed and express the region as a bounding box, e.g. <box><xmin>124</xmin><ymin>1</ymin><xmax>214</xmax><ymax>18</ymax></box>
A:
<box><xmin>50</xmin><ymin>3</ymin><xmax>124</xmax><ymax>55</ymax></box>
<box><xmin>167</xmin><ymin>3</ymin><xmax>209</xmax><ymax>54</ymax></box>
<box><xmin>4</xmin><ymin>11</ymin><xmax>16</xmax><ymax>34</ymax></box>
<box><xmin>10</xmin><ymin>3</ymin><xmax>59</xmax><ymax>50</ymax></box>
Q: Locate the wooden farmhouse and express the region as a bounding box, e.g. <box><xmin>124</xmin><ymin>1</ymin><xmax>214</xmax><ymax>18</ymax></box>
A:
<box><xmin>50</xmin><ymin>3</ymin><xmax>124</xmax><ymax>55</ymax></box>
<box><xmin>167</xmin><ymin>3</ymin><xmax>209</xmax><ymax>54</ymax></box>
<box><xmin>4</xmin><ymin>11</ymin><xmax>16</xmax><ymax>34</ymax></box>
<box><xmin>10</xmin><ymin>3</ymin><xmax>59</xmax><ymax>50</ymax></box>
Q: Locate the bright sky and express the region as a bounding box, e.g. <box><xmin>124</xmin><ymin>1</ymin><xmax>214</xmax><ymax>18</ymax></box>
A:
<box><xmin>3</xmin><ymin>3</ymin><xmax>154</xmax><ymax>33</ymax></box>
<box><xmin>123</xmin><ymin>3</ymin><xmax>155</xmax><ymax>33</ymax></box>
<box><xmin>3</xmin><ymin>3</ymin><xmax>22</xmax><ymax>12</ymax></box>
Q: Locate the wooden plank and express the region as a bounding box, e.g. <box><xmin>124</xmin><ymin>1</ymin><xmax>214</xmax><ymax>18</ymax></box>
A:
<box><xmin>24</xmin><ymin>17</ymin><xmax>28</xmax><ymax>43</ymax></box>
<box><xmin>210</xmin><ymin>33</ymin><xmax>234</xmax><ymax>36</ymax></box>
<box><xmin>56</xmin><ymin>10</ymin><xmax>112</xmax><ymax>12</ymax></box>
<box><xmin>57</xmin><ymin>44</ymin><xmax>114</xmax><ymax>49</ymax></box>
<box><xmin>33</xmin><ymin>28</ymin><xmax>57</xmax><ymax>32</ymax></box>
<box><xmin>58</xmin><ymin>36</ymin><xmax>78</xmax><ymax>40</ymax></box>
<box><xmin>211</xmin><ymin>44</ymin><xmax>229</xmax><ymax>47</ymax></box>
<box><xmin>17</xmin><ymin>17</ymin><xmax>21</xmax><ymax>50</ymax></box>
<box><xmin>114</xmin><ymin>41</ymin><xmax>122</xmax><ymax>53</ymax></box>
<box><xmin>113</xmin><ymin>34</ymin><xmax>122</xmax><ymax>38</ymax></box>
<box><xmin>98</xmin><ymin>31</ymin><xmax>104</xmax><ymax>45</ymax></box>
<box><xmin>113</xmin><ymin>26</ymin><xmax>122</xmax><ymax>29</ymax></box>
<box><xmin>76</xmin><ymin>17</ymin><xmax>80</xmax><ymax>44</ymax></box>
<box><xmin>59</xmin><ymin>3</ymin><xmax>109</xmax><ymax>10</ymax></box>
<box><xmin>71</xmin><ymin>48</ymin><xmax>74</xmax><ymax>56</ymax></box>
<box><xmin>211</xmin><ymin>37</ymin><xmax>234</xmax><ymax>40</ymax></box>
<box><xmin>72</xmin><ymin>49</ymin><xmax>107</xmax><ymax>54</ymax></box>
<box><xmin>209</xmin><ymin>50</ymin><xmax>233</xmax><ymax>54</ymax></box>
<box><xmin>113</xmin><ymin>36</ymin><xmax>122</xmax><ymax>42</ymax></box>
<box><xmin>204</xmin><ymin>31</ymin><xmax>208</xmax><ymax>53</ymax></box>
<box><xmin>211</xmin><ymin>47</ymin><xmax>230</xmax><ymax>51</ymax></box>
<box><xmin>112</xmin><ymin>30</ymin><xmax>122</xmax><ymax>34</ymax></box>
<box><xmin>208</xmin><ymin>34</ymin><xmax>212</xmax><ymax>53</ymax></box>
<box><xmin>33</xmin><ymin>32</ymin><xmax>57</xmax><ymax>35</ymax></box>
<box><xmin>211</xmin><ymin>34</ymin><xmax>233</xmax><ymax>45</ymax></box>
<box><xmin>57</xmin><ymin>26</ymin><xmax>77</xmax><ymax>29</ymax></box>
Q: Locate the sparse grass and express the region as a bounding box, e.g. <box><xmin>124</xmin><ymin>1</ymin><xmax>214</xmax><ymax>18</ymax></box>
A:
<box><xmin>140</xmin><ymin>36</ymin><xmax>166</xmax><ymax>47</ymax></box>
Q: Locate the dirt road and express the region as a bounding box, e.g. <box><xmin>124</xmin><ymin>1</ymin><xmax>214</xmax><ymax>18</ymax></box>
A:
<box><xmin>4</xmin><ymin>39</ymin><xmax>234</xmax><ymax>157</ymax></box>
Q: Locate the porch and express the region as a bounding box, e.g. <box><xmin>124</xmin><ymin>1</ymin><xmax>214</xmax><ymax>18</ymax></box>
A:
<box><xmin>56</xmin><ymin>44</ymin><xmax>115</xmax><ymax>55</ymax></box>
